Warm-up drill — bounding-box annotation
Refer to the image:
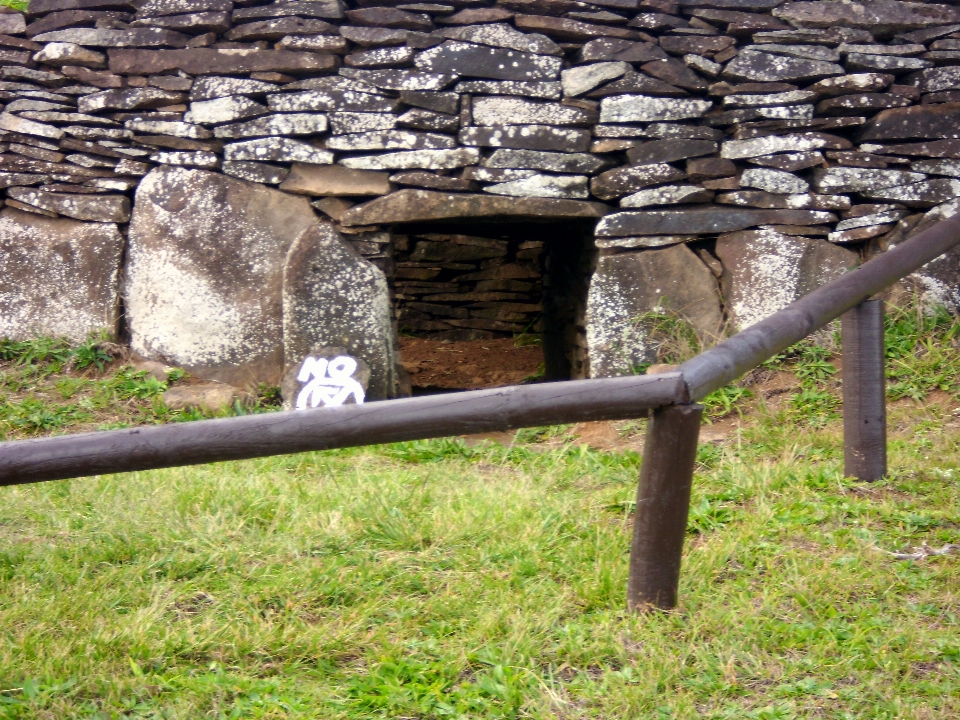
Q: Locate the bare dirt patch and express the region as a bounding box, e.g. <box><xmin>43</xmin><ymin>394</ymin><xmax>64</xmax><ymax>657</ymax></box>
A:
<box><xmin>399</xmin><ymin>337</ymin><xmax>543</xmax><ymax>391</ymax></box>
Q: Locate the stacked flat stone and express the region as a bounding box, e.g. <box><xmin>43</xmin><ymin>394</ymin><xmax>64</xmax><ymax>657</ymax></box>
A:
<box><xmin>3</xmin><ymin>0</ymin><xmax>960</xmax><ymax>372</ymax></box>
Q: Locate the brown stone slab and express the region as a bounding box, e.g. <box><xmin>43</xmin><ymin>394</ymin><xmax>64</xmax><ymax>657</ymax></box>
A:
<box><xmin>340</xmin><ymin>189</ymin><xmax>610</xmax><ymax>225</ymax></box>
<box><xmin>596</xmin><ymin>207</ymin><xmax>838</xmax><ymax>236</ymax></box>
<box><xmin>108</xmin><ymin>48</ymin><xmax>339</xmax><ymax>75</ymax></box>
<box><xmin>860</xmin><ymin>103</ymin><xmax>960</xmax><ymax>140</ymax></box>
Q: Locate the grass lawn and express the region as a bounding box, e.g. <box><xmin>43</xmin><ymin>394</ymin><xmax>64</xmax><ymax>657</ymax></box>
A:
<box><xmin>0</xmin><ymin>307</ymin><xmax>959</xmax><ymax>718</ymax></box>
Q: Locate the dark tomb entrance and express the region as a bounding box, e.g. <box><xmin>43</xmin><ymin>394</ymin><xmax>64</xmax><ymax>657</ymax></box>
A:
<box><xmin>387</xmin><ymin>220</ymin><xmax>596</xmax><ymax>394</ymax></box>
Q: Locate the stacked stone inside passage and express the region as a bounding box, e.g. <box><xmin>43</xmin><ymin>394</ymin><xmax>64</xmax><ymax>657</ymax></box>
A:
<box><xmin>4</xmin><ymin>0</ymin><xmax>960</xmax><ymax>392</ymax></box>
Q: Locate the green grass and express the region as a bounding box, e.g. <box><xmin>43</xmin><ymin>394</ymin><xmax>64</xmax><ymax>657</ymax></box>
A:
<box><xmin>1</xmin><ymin>305</ymin><xmax>959</xmax><ymax>718</ymax></box>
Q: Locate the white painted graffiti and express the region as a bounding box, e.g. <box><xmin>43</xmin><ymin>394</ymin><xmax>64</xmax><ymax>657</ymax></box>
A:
<box><xmin>296</xmin><ymin>355</ymin><xmax>365</xmax><ymax>409</ymax></box>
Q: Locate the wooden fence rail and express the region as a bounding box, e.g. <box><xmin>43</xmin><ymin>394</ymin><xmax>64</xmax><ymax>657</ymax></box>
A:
<box><xmin>3</xmin><ymin>211</ymin><xmax>960</xmax><ymax>610</ymax></box>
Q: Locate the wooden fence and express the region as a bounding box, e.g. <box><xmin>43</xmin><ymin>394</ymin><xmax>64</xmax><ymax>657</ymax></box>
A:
<box><xmin>3</xmin><ymin>212</ymin><xmax>960</xmax><ymax>610</ymax></box>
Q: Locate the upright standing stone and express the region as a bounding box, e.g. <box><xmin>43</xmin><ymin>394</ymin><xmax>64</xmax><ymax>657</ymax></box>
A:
<box><xmin>0</xmin><ymin>208</ymin><xmax>123</xmax><ymax>341</ymax></box>
<box><xmin>586</xmin><ymin>244</ymin><xmax>723</xmax><ymax>377</ymax></box>
<box><xmin>283</xmin><ymin>223</ymin><xmax>397</xmax><ymax>400</ymax></box>
<box><xmin>125</xmin><ymin>166</ymin><xmax>318</xmax><ymax>387</ymax></box>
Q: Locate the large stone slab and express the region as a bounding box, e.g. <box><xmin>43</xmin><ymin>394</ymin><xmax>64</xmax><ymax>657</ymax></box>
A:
<box><xmin>0</xmin><ymin>208</ymin><xmax>123</xmax><ymax>341</ymax></box>
<box><xmin>125</xmin><ymin>166</ymin><xmax>318</xmax><ymax>387</ymax></box>
<box><xmin>283</xmin><ymin>223</ymin><xmax>397</xmax><ymax>400</ymax></box>
<box><xmin>415</xmin><ymin>41</ymin><xmax>562</xmax><ymax>80</ymax></box>
<box><xmin>599</xmin><ymin>94</ymin><xmax>712</xmax><ymax>122</ymax></box>
<box><xmin>773</xmin><ymin>1</ymin><xmax>960</xmax><ymax>36</ymax></box>
<box><xmin>586</xmin><ymin>244</ymin><xmax>723</xmax><ymax>376</ymax></box>
<box><xmin>596</xmin><ymin>207</ymin><xmax>837</xmax><ymax>236</ymax></box>
<box><xmin>339</xmin><ymin>189</ymin><xmax>610</xmax><ymax>225</ymax></box>
<box><xmin>715</xmin><ymin>228</ymin><xmax>857</xmax><ymax>330</ymax></box>
<box><xmin>860</xmin><ymin>103</ymin><xmax>960</xmax><ymax>141</ymax></box>
<box><xmin>722</xmin><ymin>49</ymin><xmax>844</xmax><ymax>82</ymax></box>
<box><xmin>107</xmin><ymin>48</ymin><xmax>338</xmax><ymax>75</ymax></box>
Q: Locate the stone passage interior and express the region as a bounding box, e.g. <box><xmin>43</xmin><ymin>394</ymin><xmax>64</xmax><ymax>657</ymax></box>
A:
<box><xmin>388</xmin><ymin>220</ymin><xmax>595</xmax><ymax>392</ymax></box>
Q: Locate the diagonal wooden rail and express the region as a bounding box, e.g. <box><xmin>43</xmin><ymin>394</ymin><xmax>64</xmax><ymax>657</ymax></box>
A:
<box><xmin>3</xmin><ymin>212</ymin><xmax>960</xmax><ymax>610</ymax></box>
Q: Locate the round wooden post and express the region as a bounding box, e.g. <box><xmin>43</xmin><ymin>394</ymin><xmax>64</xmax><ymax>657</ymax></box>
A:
<box><xmin>628</xmin><ymin>403</ymin><xmax>703</xmax><ymax>611</ymax></box>
<box><xmin>842</xmin><ymin>299</ymin><xmax>887</xmax><ymax>481</ymax></box>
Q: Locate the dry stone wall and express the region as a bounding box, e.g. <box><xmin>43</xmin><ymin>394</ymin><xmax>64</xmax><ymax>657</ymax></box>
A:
<box><xmin>1</xmin><ymin>0</ymin><xmax>960</xmax><ymax>385</ymax></box>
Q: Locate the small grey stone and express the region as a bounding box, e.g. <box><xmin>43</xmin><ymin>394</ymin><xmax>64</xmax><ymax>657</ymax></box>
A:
<box><xmin>683</xmin><ymin>54</ymin><xmax>721</xmax><ymax>78</ymax></box>
<box><xmin>79</xmin><ymin>87</ymin><xmax>184</xmax><ymax>113</ymax></box>
<box><xmin>917</xmin><ymin>67</ymin><xmax>960</xmax><ymax>94</ymax></box>
<box><xmin>561</xmin><ymin>62</ymin><xmax>629</xmax><ymax>97</ymax></box>
<box><xmin>721</xmin><ymin>133</ymin><xmax>840</xmax><ymax>159</ymax></box>
<box><xmin>415</xmin><ymin>40</ymin><xmax>562</xmax><ymax>81</ymax></box>
<box><xmin>278</xmin><ymin>34</ymin><xmax>350</xmax><ymax>53</ymax></box>
<box><xmin>34</xmin><ymin>42</ymin><xmax>106</xmax><ymax>68</ymax></box>
<box><xmin>458</xmin><ymin>125</ymin><xmax>591</xmax><ymax>152</ymax></box>
<box><xmin>722</xmin><ymin>50</ymin><xmax>844</xmax><ymax>82</ymax></box>
<box><xmin>462</xmin><ymin>167</ymin><xmax>536</xmax><ymax>182</ymax></box>
<box><xmin>214</xmin><ymin>113</ymin><xmax>328</xmax><ymax>139</ymax></box>
<box><xmin>125</xmin><ymin>119</ymin><xmax>212</xmax><ymax>138</ymax></box>
<box><xmin>482</xmin><ymin>148</ymin><xmax>607</xmax><ymax>173</ymax></box>
<box><xmin>590</xmin><ymin>163</ymin><xmax>688</xmax><ymax>201</ymax></box>
<box><xmin>7</xmin><ymin>187</ymin><xmax>130</xmax><ymax>222</ymax></box>
<box><xmin>744</xmin><ymin>43</ymin><xmax>840</xmax><ymax>62</ymax></box>
<box><xmin>835</xmin><ymin>210</ymin><xmax>903</xmax><ymax>231</ymax></box>
<box><xmin>326</xmin><ymin>131</ymin><xmax>456</xmax><ymax>151</ymax></box>
<box><xmin>345</xmin><ymin>46</ymin><xmax>416</xmax><ymax>68</ymax></box>
<box><xmin>340</xmin><ymin>68</ymin><xmax>457</xmax><ymax>91</ymax></box>
<box><xmin>221</xmin><ymin>161</ymin><xmax>289</xmax><ymax>185</ymax></box>
<box><xmin>280</xmin><ymin>163</ymin><xmax>392</xmax><ymax>196</ymax></box>
<box><xmin>189</xmin><ymin>76</ymin><xmax>279</xmax><ymax>101</ymax></box>
<box><xmin>339</xmin><ymin>148</ymin><xmax>480</xmax><ymax>170</ymax></box>
<box><xmin>912</xmin><ymin>159</ymin><xmax>960</xmax><ymax>177</ymax></box>
<box><xmin>396</xmin><ymin>108</ymin><xmax>458</xmax><ymax>132</ymax></box>
<box><xmin>752</xmin><ymin>28</ymin><xmax>874</xmax><ymax>46</ymax></box>
<box><xmin>471</xmin><ymin>96</ymin><xmax>596</xmax><ymax>126</ymax></box>
<box><xmin>596</xmin><ymin>208</ymin><xmax>837</xmax><ymax>237</ymax></box>
<box><xmin>807</xmin><ymin>72</ymin><xmax>893</xmax><ymax>96</ymax></box>
<box><xmin>0</xmin><ymin>113</ymin><xmax>63</xmax><ymax>139</ymax></box>
<box><xmin>845</xmin><ymin>53</ymin><xmax>932</xmax><ymax>73</ymax></box>
<box><xmin>453</xmin><ymin>80</ymin><xmax>561</xmax><ymax>99</ymax></box>
<box><xmin>619</xmin><ymin>184</ymin><xmax>714</xmax><ymax>208</ymax></box>
<box><xmin>810</xmin><ymin>167</ymin><xmax>926</xmax><ymax>193</ymax></box>
<box><xmin>740</xmin><ymin>167</ymin><xmax>810</xmax><ymax>194</ymax></box>
<box><xmin>328</xmin><ymin>111</ymin><xmax>396</xmax><ymax>135</ymax></box>
<box><xmin>185</xmin><ymin>96</ymin><xmax>269</xmax><ymax>125</ymax></box>
<box><xmin>150</xmin><ymin>150</ymin><xmax>219</xmax><ymax>168</ymax></box>
<box><xmin>839</xmin><ymin>43</ymin><xmax>925</xmax><ymax>57</ymax></box>
<box><xmin>483</xmin><ymin>174</ymin><xmax>588</xmax><ymax>199</ymax></box>
<box><xmin>224</xmin><ymin>137</ymin><xmax>333</xmax><ymax>164</ymax></box>
<box><xmin>722</xmin><ymin>90</ymin><xmax>817</xmax><ymax>107</ymax></box>
<box><xmin>439</xmin><ymin>23</ymin><xmax>562</xmax><ymax>56</ymax></box>
<box><xmin>861</xmin><ymin>179</ymin><xmax>960</xmax><ymax>207</ymax></box>
<box><xmin>31</xmin><ymin>28</ymin><xmax>191</xmax><ymax>48</ymax></box>
<box><xmin>599</xmin><ymin>94</ymin><xmax>712</xmax><ymax>122</ymax></box>
<box><xmin>267</xmin><ymin>90</ymin><xmax>397</xmax><ymax>113</ymax></box>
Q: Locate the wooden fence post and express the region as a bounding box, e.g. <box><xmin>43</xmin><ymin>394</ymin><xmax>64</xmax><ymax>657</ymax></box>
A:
<box><xmin>842</xmin><ymin>299</ymin><xmax>887</xmax><ymax>481</ymax></box>
<box><xmin>628</xmin><ymin>403</ymin><xmax>703</xmax><ymax>611</ymax></box>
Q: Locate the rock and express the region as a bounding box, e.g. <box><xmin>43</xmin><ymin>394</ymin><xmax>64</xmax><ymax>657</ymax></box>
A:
<box><xmin>325</xmin><ymin>130</ymin><xmax>455</xmax><ymax>151</ymax></box>
<box><xmin>151</xmin><ymin>150</ymin><xmax>220</xmax><ymax>168</ymax></box>
<box><xmin>661</xmin><ymin>34</ymin><xmax>736</xmax><ymax>57</ymax></box>
<box><xmin>278</xmin><ymin>34</ymin><xmax>349</xmax><ymax>52</ymax></box>
<box><xmin>280</xmin><ymin>345</ymin><xmax>371</xmax><ymax>410</ymax></box>
<box><xmin>162</xmin><ymin>382</ymin><xmax>249</xmax><ymax>412</ymax></box>
<box><xmin>740</xmin><ymin>168</ymin><xmax>809</xmax><ymax>194</ymax></box>
<box><xmin>598</xmin><ymin>94</ymin><xmax>712</xmax><ymax>122</ymax></box>
<box><xmin>912</xmin><ymin>159</ymin><xmax>960</xmax><ymax>177</ymax></box>
<box><xmin>107</xmin><ymin>48</ymin><xmax>339</xmax><ymax>76</ymax></box>
<box><xmin>585</xmin><ymin>243</ymin><xmax>722</xmax><ymax>376</ymax></box>
<box><xmin>619</xmin><ymin>184</ymin><xmax>714</xmax><ymax>208</ymax></box>
<box><xmin>862</xmin><ymin>103</ymin><xmax>960</xmax><ymax>141</ymax></box>
<box><xmin>561</xmin><ymin>61</ymin><xmax>629</xmax><ymax>96</ymax></box>
<box><xmin>126</xmin><ymin>119</ymin><xmax>211</xmax><ymax>138</ymax></box>
<box><xmin>471</xmin><ymin>96</ymin><xmax>596</xmax><ymax>125</ymax></box>
<box><xmin>590</xmin><ymin>162</ymin><xmax>688</xmax><ymax>200</ymax></box>
<box><xmin>580</xmin><ymin>38</ymin><xmax>668</xmax><ymax>63</ymax></box>
<box><xmin>189</xmin><ymin>76</ymin><xmax>278</xmax><ymax>101</ymax></box>
<box><xmin>339</xmin><ymin>68</ymin><xmax>456</xmax><ymax>91</ymax></box>
<box><xmin>845</xmin><ymin>52</ymin><xmax>931</xmax><ymax>73</ymax></box>
<box><xmin>345</xmin><ymin>46</ymin><xmax>416</xmax><ymax>68</ymax></box>
<box><xmin>135</xmin><ymin>0</ymin><xmax>232</xmax><ymax>16</ymax></box>
<box><xmin>684</xmin><ymin>54</ymin><xmax>721</xmax><ymax>78</ymax></box>
<box><xmin>862</xmin><ymin>140</ymin><xmax>960</xmax><ymax>158</ymax></box>
<box><xmin>773</xmin><ymin>2</ymin><xmax>960</xmax><ymax>37</ymax></box>
<box><xmin>687</xmin><ymin>157</ymin><xmax>737</xmax><ymax>180</ymax></box>
<box><xmin>904</xmin><ymin>200</ymin><xmax>960</xmax><ymax>310</ymax></box>
<box><xmin>917</xmin><ymin>67</ymin><xmax>960</xmax><ymax>94</ymax></box>
<box><xmin>462</xmin><ymin>167</ymin><xmax>536</xmax><ymax>182</ymax></box>
<box><xmin>282</xmin><ymin>224</ymin><xmax>397</xmax><ymax>401</ymax></box>
<box><xmin>482</xmin><ymin>148</ymin><xmax>607</xmax><ymax>173</ymax></box>
<box><xmin>742</xmin><ymin>43</ymin><xmax>840</xmax><ymax>62</ymax></box>
<box><xmin>484</xmin><ymin>173</ymin><xmax>588</xmax><ymax>198</ymax></box>
<box><xmin>227</xmin><ymin>17</ymin><xmax>337</xmax><ymax>42</ymax></box>
<box><xmin>414</xmin><ymin>41</ymin><xmax>561</xmax><ymax>81</ymax></box>
<box><xmin>715</xmin><ymin>228</ymin><xmax>858</xmax><ymax>330</ymax></box>
<box><xmin>213</xmin><ymin>113</ymin><xmax>328</xmax><ymax>139</ymax></box>
<box><xmin>722</xmin><ymin>49</ymin><xmax>844</xmax><ymax>82</ymax></box>
<box><xmin>32</xmin><ymin>27</ymin><xmax>190</xmax><ymax>47</ymax></box>
<box><xmin>345</xmin><ymin>7</ymin><xmax>432</xmax><ymax>31</ymax></box>
<box><xmin>588</xmin><ymin>72</ymin><xmax>686</xmax><ymax>98</ymax></box>
<box><xmin>389</xmin><ymin>171</ymin><xmax>476</xmax><ymax>191</ymax></box>
<box><xmin>77</xmin><ymin>87</ymin><xmax>184</xmax><ymax>113</ymax></box>
<box><xmin>0</xmin><ymin>207</ymin><xmax>123</xmax><ymax>341</ymax></box>
<box><xmin>438</xmin><ymin>7</ymin><xmax>514</xmax><ymax>26</ymax></box>
<box><xmin>722</xmin><ymin>89</ymin><xmax>817</xmax><ymax>107</ymax></box>
<box><xmin>861</xmin><ymin>178</ymin><xmax>960</xmax><ymax>207</ymax></box>
<box><xmin>0</xmin><ymin>12</ymin><xmax>25</xmax><ymax>35</ymax></box>
<box><xmin>807</xmin><ymin>72</ymin><xmax>893</xmax><ymax>96</ymax></box>
<box><xmin>224</xmin><ymin>137</ymin><xmax>333</xmax><ymax>164</ymax></box>
<box><xmin>339</xmin><ymin>189</ymin><xmax>609</xmax><ymax>225</ymax></box>
<box><xmin>399</xmin><ymin>90</ymin><xmax>459</xmax><ymax>114</ymax></box>
<box><xmin>339</xmin><ymin>147</ymin><xmax>480</xmax><ymax>170</ymax></box>
<box><xmin>721</xmin><ymin>132</ymin><xmax>849</xmax><ymax>159</ymax></box>
<box><xmin>594</xmin><ymin>235</ymin><xmax>697</xmax><ymax>250</ymax></box>
<box><xmin>267</xmin><ymin>89</ymin><xmax>397</xmax><ymax>113</ymax></box>
<box><xmin>7</xmin><ymin>187</ymin><xmax>130</xmax><ymax>221</ymax></box>
<box><xmin>439</xmin><ymin>22</ymin><xmax>562</xmax><ymax>55</ymax></box>
<box><xmin>640</xmin><ymin>57</ymin><xmax>708</xmax><ymax>91</ymax></box>
<box><xmin>810</xmin><ymin>166</ymin><xmax>926</xmax><ymax>192</ymax></box>
<box><xmin>221</xmin><ymin>161</ymin><xmax>288</xmax><ymax>185</ymax></box>
<box><xmin>716</xmin><ymin>190</ymin><xmax>850</xmax><ymax>210</ymax></box>
<box><xmin>232</xmin><ymin>0</ymin><xmax>343</xmax><ymax>20</ymax></box>
<box><xmin>626</xmin><ymin>138</ymin><xmax>718</xmax><ymax>164</ymax></box>
<box><xmin>750</xmin><ymin>150</ymin><xmax>824</xmax><ymax>172</ymax></box>
<box><xmin>459</xmin><ymin>125</ymin><xmax>591</xmax><ymax>151</ymax></box>
<box><xmin>816</xmin><ymin>92</ymin><xmax>912</xmax><ymax>115</ymax></box>
<box><xmin>34</xmin><ymin>41</ymin><xmax>106</xmax><ymax>68</ymax></box>
<box><xmin>0</xmin><ymin>112</ymin><xmax>63</xmax><ymax>139</ymax></box>
<box><xmin>514</xmin><ymin>14</ymin><xmax>641</xmax><ymax>42</ymax></box>
<box><xmin>132</xmin><ymin>11</ymin><xmax>230</xmax><ymax>33</ymax></box>
<box><xmin>184</xmin><ymin>96</ymin><xmax>268</xmax><ymax>124</ymax></box>
<box><xmin>596</xmin><ymin>207</ymin><xmax>837</xmax><ymax>236</ymax></box>
<box><xmin>125</xmin><ymin>166</ymin><xmax>319</xmax><ymax>387</ymax></box>
<box><xmin>454</xmin><ymin>80</ymin><xmax>561</xmax><ymax>99</ymax></box>
<box><xmin>279</xmin><ymin>164</ymin><xmax>392</xmax><ymax>196</ymax></box>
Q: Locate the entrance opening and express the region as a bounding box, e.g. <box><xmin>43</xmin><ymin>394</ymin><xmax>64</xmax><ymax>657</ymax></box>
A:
<box><xmin>388</xmin><ymin>220</ymin><xmax>596</xmax><ymax>394</ymax></box>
